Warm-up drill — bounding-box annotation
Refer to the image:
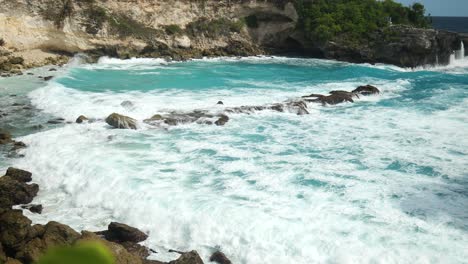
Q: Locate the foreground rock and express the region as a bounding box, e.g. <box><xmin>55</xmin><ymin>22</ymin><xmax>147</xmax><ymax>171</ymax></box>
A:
<box><xmin>106</xmin><ymin>113</ymin><xmax>138</xmax><ymax>129</ymax></box>
<box><xmin>100</xmin><ymin>222</ymin><xmax>148</xmax><ymax>243</ymax></box>
<box><xmin>0</xmin><ymin>168</ymin><xmax>38</xmax><ymax>208</ymax></box>
<box><xmin>352</xmin><ymin>85</ymin><xmax>380</xmax><ymax>96</ymax></box>
<box><xmin>209</xmin><ymin>251</ymin><xmax>232</xmax><ymax>264</ymax></box>
<box><xmin>0</xmin><ymin>167</ymin><xmax>206</xmax><ymax>264</ymax></box>
<box><xmin>169</xmin><ymin>251</ymin><xmax>204</xmax><ymax>264</ymax></box>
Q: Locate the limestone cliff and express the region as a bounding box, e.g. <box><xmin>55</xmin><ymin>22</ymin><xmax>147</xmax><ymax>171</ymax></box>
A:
<box><xmin>0</xmin><ymin>0</ymin><xmax>464</xmax><ymax>74</ymax></box>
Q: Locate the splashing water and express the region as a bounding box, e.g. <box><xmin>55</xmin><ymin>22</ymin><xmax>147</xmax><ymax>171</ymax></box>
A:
<box><xmin>1</xmin><ymin>57</ymin><xmax>467</xmax><ymax>263</ymax></box>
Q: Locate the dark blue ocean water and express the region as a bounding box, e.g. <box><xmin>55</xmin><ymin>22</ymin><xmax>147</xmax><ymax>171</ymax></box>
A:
<box><xmin>432</xmin><ymin>16</ymin><xmax>468</xmax><ymax>33</ymax></box>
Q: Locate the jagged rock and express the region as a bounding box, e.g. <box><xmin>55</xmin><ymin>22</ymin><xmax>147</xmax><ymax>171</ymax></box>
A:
<box><xmin>303</xmin><ymin>92</ymin><xmax>354</xmax><ymax>105</ymax></box>
<box><xmin>214</xmin><ymin>115</ymin><xmax>229</xmax><ymax>126</ymax></box>
<box><xmin>352</xmin><ymin>85</ymin><xmax>380</xmax><ymax>95</ymax></box>
<box><xmin>43</xmin><ymin>76</ymin><xmax>53</xmax><ymax>81</ymax></box>
<box><xmin>209</xmin><ymin>251</ymin><xmax>231</xmax><ymax>264</ymax></box>
<box><xmin>5</xmin><ymin>167</ymin><xmax>32</xmax><ymax>183</ymax></box>
<box><xmin>168</xmin><ymin>251</ymin><xmax>204</xmax><ymax>264</ymax></box>
<box><xmin>16</xmin><ymin>221</ymin><xmax>80</xmax><ymax>263</ymax></box>
<box><xmin>120</xmin><ymin>241</ymin><xmax>150</xmax><ymax>259</ymax></box>
<box><xmin>101</xmin><ymin>222</ymin><xmax>148</xmax><ymax>243</ymax></box>
<box><xmin>106</xmin><ymin>113</ymin><xmax>138</xmax><ymax>129</ymax></box>
<box><xmin>76</xmin><ymin>115</ymin><xmax>89</xmax><ymax>124</ymax></box>
<box><xmin>0</xmin><ymin>172</ymin><xmax>39</xmax><ymax>209</ymax></box>
<box><xmin>79</xmin><ymin>231</ymin><xmax>143</xmax><ymax>264</ymax></box>
<box><xmin>21</xmin><ymin>204</ymin><xmax>43</xmax><ymax>214</ymax></box>
<box><xmin>0</xmin><ymin>209</ymin><xmax>32</xmax><ymax>249</ymax></box>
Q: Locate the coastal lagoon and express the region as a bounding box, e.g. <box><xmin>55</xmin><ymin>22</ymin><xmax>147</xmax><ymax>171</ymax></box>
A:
<box><xmin>1</xmin><ymin>56</ymin><xmax>467</xmax><ymax>263</ymax></box>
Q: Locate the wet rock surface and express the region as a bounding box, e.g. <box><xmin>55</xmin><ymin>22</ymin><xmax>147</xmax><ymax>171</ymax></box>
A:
<box><xmin>209</xmin><ymin>251</ymin><xmax>232</xmax><ymax>264</ymax></box>
<box><xmin>106</xmin><ymin>113</ymin><xmax>138</xmax><ymax>129</ymax></box>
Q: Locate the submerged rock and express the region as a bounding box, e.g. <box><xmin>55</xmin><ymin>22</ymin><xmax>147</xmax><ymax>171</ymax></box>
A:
<box><xmin>43</xmin><ymin>76</ymin><xmax>53</xmax><ymax>81</ymax></box>
<box><xmin>214</xmin><ymin>115</ymin><xmax>229</xmax><ymax>126</ymax></box>
<box><xmin>209</xmin><ymin>251</ymin><xmax>232</xmax><ymax>264</ymax></box>
<box><xmin>0</xmin><ymin>130</ymin><xmax>12</xmax><ymax>145</ymax></box>
<box><xmin>106</xmin><ymin>113</ymin><xmax>138</xmax><ymax>129</ymax></box>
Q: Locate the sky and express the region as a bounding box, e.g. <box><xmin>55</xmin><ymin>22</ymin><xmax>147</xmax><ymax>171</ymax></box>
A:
<box><xmin>395</xmin><ymin>0</ymin><xmax>468</xmax><ymax>16</ymax></box>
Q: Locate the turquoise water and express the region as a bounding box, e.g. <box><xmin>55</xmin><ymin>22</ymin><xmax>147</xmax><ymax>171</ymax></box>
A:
<box><xmin>1</xmin><ymin>56</ymin><xmax>467</xmax><ymax>263</ymax></box>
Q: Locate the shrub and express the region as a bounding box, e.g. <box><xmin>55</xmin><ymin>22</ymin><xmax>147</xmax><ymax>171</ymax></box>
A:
<box><xmin>165</xmin><ymin>24</ymin><xmax>183</xmax><ymax>35</ymax></box>
<box><xmin>295</xmin><ymin>0</ymin><xmax>431</xmax><ymax>43</ymax></box>
<box><xmin>186</xmin><ymin>18</ymin><xmax>244</xmax><ymax>38</ymax></box>
<box><xmin>108</xmin><ymin>14</ymin><xmax>161</xmax><ymax>41</ymax></box>
<box><xmin>84</xmin><ymin>5</ymin><xmax>107</xmax><ymax>34</ymax></box>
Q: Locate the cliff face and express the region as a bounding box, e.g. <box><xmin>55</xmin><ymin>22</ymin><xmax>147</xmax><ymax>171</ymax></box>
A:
<box><xmin>0</xmin><ymin>0</ymin><xmax>463</xmax><ymax>74</ymax></box>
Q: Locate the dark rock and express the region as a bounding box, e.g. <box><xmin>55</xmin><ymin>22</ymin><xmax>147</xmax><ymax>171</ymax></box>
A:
<box><xmin>0</xmin><ymin>172</ymin><xmax>39</xmax><ymax>209</ymax></box>
<box><xmin>214</xmin><ymin>115</ymin><xmax>229</xmax><ymax>126</ymax></box>
<box><xmin>103</xmin><ymin>222</ymin><xmax>148</xmax><ymax>243</ymax></box>
<box><xmin>352</xmin><ymin>85</ymin><xmax>380</xmax><ymax>96</ymax></box>
<box><xmin>168</xmin><ymin>251</ymin><xmax>204</xmax><ymax>264</ymax></box>
<box><xmin>5</xmin><ymin>168</ymin><xmax>32</xmax><ymax>183</ymax></box>
<box><xmin>11</xmin><ymin>141</ymin><xmax>27</xmax><ymax>151</ymax></box>
<box><xmin>209</xmin><ymin>251</ymin><xmax>232</xmax><ymax>264</ymax></box>
<box><xmin>106</xmin><ymin>113</ymin><xmax>138</xmax><ymax>129</ymax></box>
<box><xmin>303</xmin><ymin>92</ymin><xmax>354</xmax><ymax>105</ymax></box>
<box><xmin>217</xmin><ymin>101</ymin><xmax>224</xmax><ymax>105</ymax></box>
<box><xmin>43</xmin><ymin>76</ymin><xmax>53</xmax><ymax>81</ymax></box>
<box><xmin>21</xmin><ymin>204</ymin><xmax>43</xmax><ymax>214</ymax></box>
<box><xmin>47</xmin><ymin>118</ymin><xmax>65</xmax><ymax>124</ymax></box>
<box><xmin>0</xmin><ymin>242</ymin><xmax>6</xmax><ymax>263</ymax></box>
<box><xmin>26</xmin><ymin>72</ymin><xmax>34</xmax><ymax>75</ymax></box>
<box><xmin>0</xmin><ymin>130</ymin><xmax>12</xmax><ymax>145</ymax></box>
<box><xmin>0</xmin><ymin>209</ymin><xmax>32</xmax><ymax>250</ymax></box>
<box><xmin>16</xmin><ymin>221</ymin><xmax>80</xmax><ymax>263</ymax></box>
<box><xmin>49</xmin><ymin>68</ymin><xmax>57</xmax><ymax>71</ymax></box>
<box><xmin>76</xmin><ymin>115</ymin><xmax>89</xmax><ymax>124</ymax></box>
<box><xmin>120</xmin><ymin>241</ymin><xmax>150</xmax><ymax>259</ymax></box>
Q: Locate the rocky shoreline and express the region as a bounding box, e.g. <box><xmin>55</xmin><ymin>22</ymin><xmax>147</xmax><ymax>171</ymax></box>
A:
<box><xmin>0</xmin><ymin>167</ymin><xmax>232</xmax><ymax>264</ymax></box>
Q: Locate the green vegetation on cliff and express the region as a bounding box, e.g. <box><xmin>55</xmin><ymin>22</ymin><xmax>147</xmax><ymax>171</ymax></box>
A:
<box><xmin>296</xmin><ymin>0</ymin><xmax>431</xmax><ymax>43</ymax></box>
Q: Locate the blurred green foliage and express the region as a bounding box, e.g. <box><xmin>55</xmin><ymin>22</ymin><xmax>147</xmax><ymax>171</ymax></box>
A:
<box><xmin>36</xmin><ymin>242</ymin><xmax>115</xmax><ymax>264</ymax></box>
<box><xmin>296</xmin><ymin>0</ymin><xmax>431</xmax><ymax>42</ymax></box>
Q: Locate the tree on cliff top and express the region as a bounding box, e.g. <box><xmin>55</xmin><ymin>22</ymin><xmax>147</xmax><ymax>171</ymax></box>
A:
<box><xmin>296</xmin><ymin>0</ymin><xmax>431</xmax><ymax>43</ymax></box>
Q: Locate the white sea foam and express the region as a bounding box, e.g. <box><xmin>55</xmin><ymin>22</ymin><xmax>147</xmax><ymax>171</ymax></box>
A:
<box><xmin>5</xmin><ymin>57</ymin><xmax>468</xmax><ymax>263</ymax></box>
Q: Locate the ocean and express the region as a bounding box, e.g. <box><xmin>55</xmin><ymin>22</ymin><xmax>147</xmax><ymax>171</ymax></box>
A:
<box><xmin>0</xmin><ymin>54</ymin><xmax>467</xmax><ymax>263</ymax></box>
<box><xmin>432</xmin><ymin>16</ymin><xmax>468</xmax><ymax>33</ymax></box>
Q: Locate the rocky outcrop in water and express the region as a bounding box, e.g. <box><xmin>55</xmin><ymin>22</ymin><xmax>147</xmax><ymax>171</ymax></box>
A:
<box><xmin>0</xmin><ymin>167</ymin><xmax>206</xmax><ymax>264</ymax></box>
<box><xmin>106</xmin><ymin>113</ymin><xmax>138</xmax><ymax>130</ymax></box>
<box><xmin>311</xmin><ymin>25</ymin><xmax>462</xmax><ymax>67</ymax></box>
